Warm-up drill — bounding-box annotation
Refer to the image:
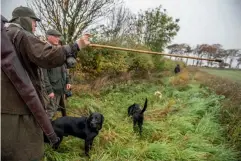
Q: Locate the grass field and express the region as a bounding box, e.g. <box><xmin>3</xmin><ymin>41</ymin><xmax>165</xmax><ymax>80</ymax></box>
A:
<box><xmin>199</xmin><ymin>68</ymin><xmax>241</xmax><ymax>83</ymax></box>
<box><xmin>44</xmin><ymin>76</ymin><xmax>239</xmax><ymax>161</ymax></box>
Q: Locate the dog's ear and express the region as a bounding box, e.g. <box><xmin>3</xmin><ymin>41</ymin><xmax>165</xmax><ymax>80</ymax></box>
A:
<box><xmin>89</xmin><ymin>112</ymin><xmax>93</xmax><ymax>116</ymax></box>
<box><xmin>128</xmin><ymin>104</ymin><xmax>135</xmax><ymax>116</ymax></box>
<box><xmin>87</xmin><ymin>113</ymin><xmax>93</xmax><ymax>125</ymax></box>
<box><xmin>128</xmin><ymin>106</ymin><xmax>131</xmax><ymax>116</ymax></box>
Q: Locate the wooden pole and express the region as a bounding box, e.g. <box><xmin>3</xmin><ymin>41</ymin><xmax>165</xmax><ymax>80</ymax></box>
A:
<box><xmin>90</xmin><ymin>44</ymin><xmax>222</xmax><ymax>62</ymax></box>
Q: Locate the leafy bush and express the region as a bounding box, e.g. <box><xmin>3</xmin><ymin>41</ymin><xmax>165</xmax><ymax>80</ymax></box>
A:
<box><xmin>128</xmin><ymin>53</ymin><xmax>155</xmax><ymax>72</ymax></box>
<box><xmin>152</xmin><ymin>56</ymin><xmax>185</xmax><ymax>71</ymax></box>
<box><xmin>77</xmin><ymin>43</ymin><xmax>182</xmax><ymax>77</ymax></box>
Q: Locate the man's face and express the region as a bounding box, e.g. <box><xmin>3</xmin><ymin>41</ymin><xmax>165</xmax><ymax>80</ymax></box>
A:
<box><xmin>31</xmin><ymin>19</ymin><xmax>37</xmax><ymax>33</ymax></box>
<box><xmin>47</xmin><ymin>35</ymin><xmax>60</xmax><ymax>45</ymax></box>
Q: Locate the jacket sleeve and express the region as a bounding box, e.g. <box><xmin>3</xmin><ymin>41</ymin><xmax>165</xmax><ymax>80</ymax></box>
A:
<box><xmin>19</xmin><ymin>31</ymin><xmax>79</xmax><ymax>69</ymax></box>
<box><xmin>66</xmin><ymin>68</ymin><xmax>70</xmax><ymax>84</ymax></box>
<box><xmin>66</xmin><ymin>73</ymin><xmax>70</xmax><ymax>84</ymax></box>
<box><xmin>42</xmin><ymin>68</ymin><xmax>53</xmax><ymax>95</ymax></box>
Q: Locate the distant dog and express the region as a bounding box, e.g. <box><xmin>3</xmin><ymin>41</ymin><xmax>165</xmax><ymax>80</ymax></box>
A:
<box><xmin>44</xmin><ymin>112</ymin><xmax>104</xmax><ymax>156</ymax></box>
<box><xmin>174</xmin><ymin>64</ymin><xmax>181</xmax><ymax>74</ymax></box>
<box><xmin>128</xmin><ymin>98</ymin><xmax>148</xmax><ymax>135</ymax></box>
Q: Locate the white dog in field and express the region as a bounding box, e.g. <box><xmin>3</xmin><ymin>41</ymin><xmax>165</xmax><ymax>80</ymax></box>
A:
<box><xmin>154</xmin><ymin>91</ymin><xmax>162</xmax><ymax>99</ymax></box>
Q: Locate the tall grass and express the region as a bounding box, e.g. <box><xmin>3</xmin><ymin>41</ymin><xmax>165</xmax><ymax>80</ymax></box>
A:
<box><xmin>44</xmin><ymin>78</ymin><xmax>239</xmax><ymax>161</ymax></box>
<box><xmin>189</xmin><ymin>67</ymin><xmax>241</xmax><ymax>152</ymax></box>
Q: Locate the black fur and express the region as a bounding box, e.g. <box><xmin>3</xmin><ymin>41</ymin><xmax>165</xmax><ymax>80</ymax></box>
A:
<box><xmin>128</xmin><ymin>98</ymin><xmax>148</xmax><ymax>135</ymax></box>
<box><xmin>44</xmin><ymin>112</ymin><xmax>104</xmax><ymax>156</ymax></box>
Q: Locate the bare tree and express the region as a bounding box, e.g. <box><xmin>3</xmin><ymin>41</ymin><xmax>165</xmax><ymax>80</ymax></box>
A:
<box><xmin>167</xmin><ymin>43</ymin><xmax>191</xmax><ymax>63</ymax></box>
<box><xmin>220</xmin><ymin>50</ymin><xmax>229</xmax><ymax>65</ymax></box>
<box><xmin>28</xmin><ymin>0</ymin><xmax>116</xmax><ymax>43</ymax></box>
<box><xmin>106</xmin><ymin>4</ymin><xmax>134</xmax><ymax>40</ymax></box>
<box><xmin>193</xmin><ymin>44</ymin><xmax>221</xmax><ymax>67</ymax></box>
<box><xmin>236</xmin><ymin>57</ymin><xmax>241</xmax><ymax>69</ymax></box>
<box><xmin>193</xmin><ymin>44</ymin><xmax>204</xmax><ymax>66</ymax></box>
<box><xmin>167</xmin><ymin>44</ymin><xmax>180</xmax><ymax>59</ymax></box>
<box><xmin>225</xmin><ymin>49</ymin><xmax>240</xmax><ymax>68</ymax></box>
<box><xmin>208</xmin><ymin>44</ymin><xmax>222</xmax><ymax>67</ymax></box>
<box><xmin>91</xmin><ymin>2</ymin><xmax>135</xmax><ymax>44</ymax></box>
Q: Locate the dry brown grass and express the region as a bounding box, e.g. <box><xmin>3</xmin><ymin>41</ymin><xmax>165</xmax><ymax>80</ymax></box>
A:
<box><xmin>170</xmin><ymin>69</ymin><xmax>190</xmax><ymax>86</ymax></box>
<box><xmin>71</xmin><ymin>72</ymin><xmax>133</xmax><ymax>94</ymax></box>
<box><xmin>88</xmin><ymin>72</ymin><xmax>133</xmax><ymax>91</ymax></box>
<box><xmin>150</xmin><ymin>131</ymin><xmax>170</xmax><ymax>142</ymax></box>
<box><xmin>146</xmin><ymin>99</ymin><xmax>179</xmax><ymax>121</ymax></box>
<box><xmin>71</xmin><ymin>84</ymin><xmax>91</xmax><ymax>93</ymax></box>
<box><xmin>91</xmin><ymin>75</ymin><xmax>111</xmax><ymax>90</ymax></box>
<box><xmin>99</xmin><ymin>130</ymin><xmax>119</xmax><ymax>145</ymax></box>
<box><xmin>192</xmin><ymin>69</ymin><xmax>241</xmax><ymax>104</ymax></box>
<box><xmin>146</xmin><ymin>108</ymin><xmax>179</xmax><ymax>121</ymax></box>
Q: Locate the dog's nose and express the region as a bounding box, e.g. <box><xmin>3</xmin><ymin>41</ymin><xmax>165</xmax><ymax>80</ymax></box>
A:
<box><xmin>91</xmin><ymin>122</ymin><xmax>97</xmax><ymax>127</ymax></box>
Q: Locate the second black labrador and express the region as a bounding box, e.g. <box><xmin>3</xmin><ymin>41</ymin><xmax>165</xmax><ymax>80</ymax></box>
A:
<box><xmin>44</xmin><ymin>112</ymin><xmax>104</xmax><ymax>156</ymax></box>
<box><xmin>128</xmin><ymin>98</ymin><xmax>148</xmax><ymax>135</ymax></box>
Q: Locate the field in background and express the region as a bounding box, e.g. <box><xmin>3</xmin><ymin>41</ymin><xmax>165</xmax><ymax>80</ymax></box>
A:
<box><xmin>199</xmin><ymin>68</ymin><xmax>241</xmax><ymax>83</ymax></box>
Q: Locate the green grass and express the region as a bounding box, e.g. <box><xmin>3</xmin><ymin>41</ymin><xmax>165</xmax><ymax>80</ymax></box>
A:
<box><xmin>199</xmin><ymin>68</ymin><xmax>241</xmax><ymax>83</ymax></box>
<box><xmin>44</xmin><ymin>80</ymin><xmax>239</xmax><ymax>161</ymax></box>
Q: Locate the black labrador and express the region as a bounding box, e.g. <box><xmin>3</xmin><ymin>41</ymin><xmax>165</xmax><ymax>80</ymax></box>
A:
<box><xmin>128</xmin><ymin>98</ymin><xmax>148</xmax><ymax>135</ymax></box>
<box><xmin>44</xmin><ymin>112</ymin><xmax>104</xmax><ymax>156</ymax></box>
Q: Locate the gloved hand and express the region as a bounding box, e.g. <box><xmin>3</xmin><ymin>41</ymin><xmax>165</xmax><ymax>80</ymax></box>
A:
<box><xmin>51</xmin><ymin>136</ymin><xmax>61</xmax><ymax>150</ymax></box>
<box><xmin>46</xmin><ymin>132</ymin><xmax>61</xmax><ymax>150</ymax></box>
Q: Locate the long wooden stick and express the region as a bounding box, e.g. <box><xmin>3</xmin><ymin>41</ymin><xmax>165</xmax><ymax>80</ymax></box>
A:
<box><xmin>90</xmin><ymin>44</ymin><xmax>222</xmax><ymax>62</ymax></box>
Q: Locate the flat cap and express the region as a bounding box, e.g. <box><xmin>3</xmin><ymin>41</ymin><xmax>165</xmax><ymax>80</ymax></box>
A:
<box><xmin>10</xmin><ymin>6</ymin><xmax>40</xmax><ymax>22</ymax></box>
<box><xmin>46</xmin><ymin>29</ymin><xmax>62</xmax><ymax>36</ymax></box>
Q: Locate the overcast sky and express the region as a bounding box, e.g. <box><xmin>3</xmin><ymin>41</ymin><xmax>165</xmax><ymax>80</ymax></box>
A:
<box><xmin>2</xmin><ymin>0</ymin><xmax>241</xmax><ymax>49</ymax></box>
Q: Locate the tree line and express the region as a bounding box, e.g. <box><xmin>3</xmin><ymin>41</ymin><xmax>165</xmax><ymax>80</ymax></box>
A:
<box><xmin>167</xmin><ymin>44</ymin><xmax>241</xmax><ymax>69</ymax></box>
